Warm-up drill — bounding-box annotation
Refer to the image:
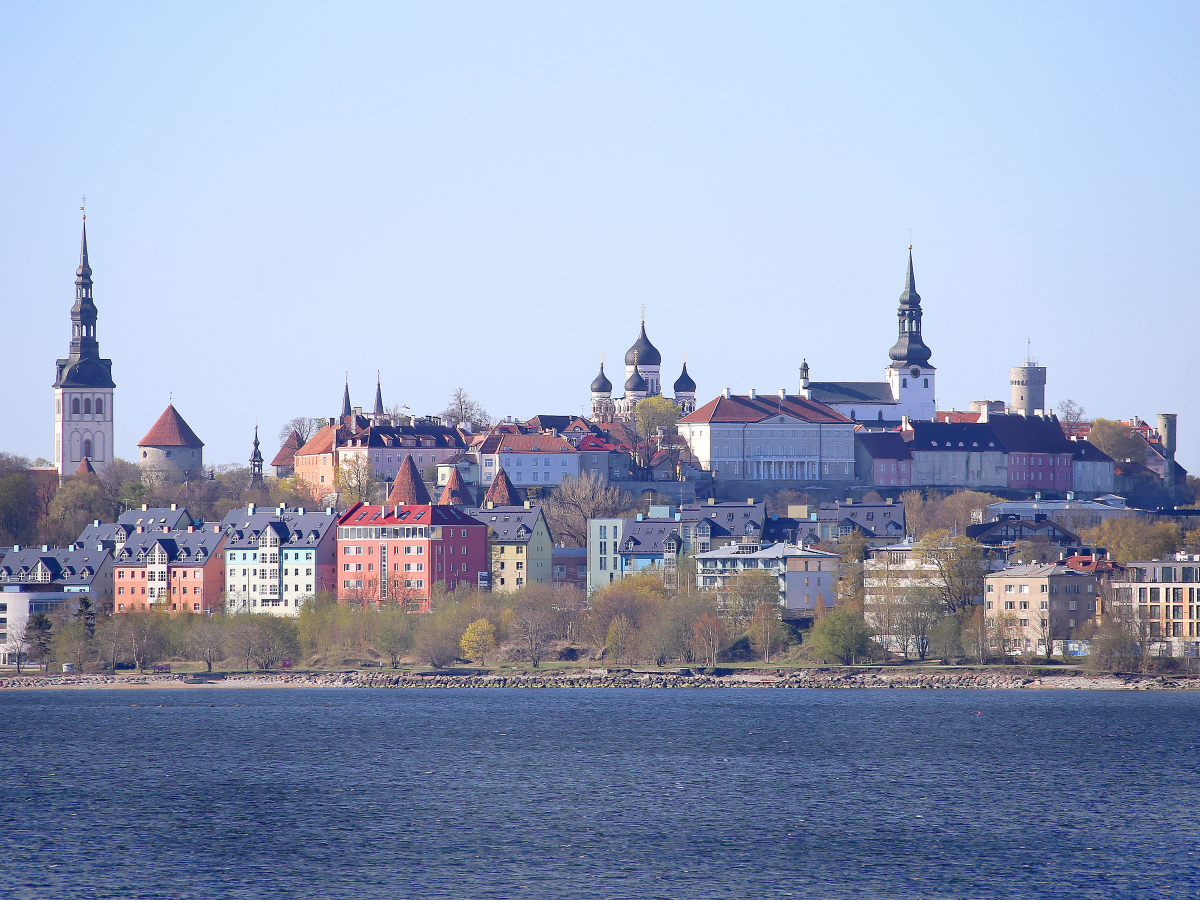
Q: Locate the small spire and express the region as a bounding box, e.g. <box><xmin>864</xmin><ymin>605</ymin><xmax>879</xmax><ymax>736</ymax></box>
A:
<box><xmin>904</xmin><ymin>247</ymin><xmax>916</xmax><ymax>296</ymax></box>
<box><xmin>373</xmin><ymin>370</ymin><xmax>384</xmax><ymax>417</ymax></box>
<box><xmin>341</xmin><ymin>373</ymin><xmax>352</xmax><ymax>419</ymax></box>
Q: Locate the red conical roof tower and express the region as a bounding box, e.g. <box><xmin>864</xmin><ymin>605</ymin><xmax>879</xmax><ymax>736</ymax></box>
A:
<box><xmin>438</xmin><ymin>467</ymin><xmax>475</xmax><ymax>506</ymax></box>
<box><xmin>387</xmin><ymin>454</ymin><xmax>431</xmax><ymax>505</ymax></box>
<box><xmin>483</xmin><ymin>466</ymin><xmax>520</xmax><ymax>506</ymax></box>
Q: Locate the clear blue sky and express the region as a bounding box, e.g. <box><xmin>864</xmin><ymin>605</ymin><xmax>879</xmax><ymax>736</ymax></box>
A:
<box><xmin>2</xmin><ymin>2</ymin><xmax>1197</xmax><ymax>472</ymax></box>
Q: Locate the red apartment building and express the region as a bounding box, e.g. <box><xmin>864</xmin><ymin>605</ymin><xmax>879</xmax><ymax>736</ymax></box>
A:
<box><xmin>112</xmin><ymin>525</ymin><xmax>227</xmax><ymax>613</ymax></box>
<box><xmin>336</xmin><ymin>503</ymin><xmax>489</xmax><ymax>611</ymax></box>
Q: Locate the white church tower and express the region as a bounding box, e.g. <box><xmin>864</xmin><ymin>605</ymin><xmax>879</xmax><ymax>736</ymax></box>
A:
<box><xmin>54</xmin><ymin>214</ymin><xmax>115</xmax><ymax>476</ymax></box>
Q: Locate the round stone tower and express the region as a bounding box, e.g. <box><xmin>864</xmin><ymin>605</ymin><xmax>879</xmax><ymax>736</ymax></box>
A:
<box><xmin>1010</xmin><ymin>358</ymin><xmax>1047</xmax><ymax>415</ymax></box>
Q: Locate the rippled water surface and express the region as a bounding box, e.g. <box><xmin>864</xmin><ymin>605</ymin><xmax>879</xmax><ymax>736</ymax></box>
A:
<box><xmin>2</xmin><ymin>687</ymin><xmax>1199</xmax><ymax>899</ymax></box>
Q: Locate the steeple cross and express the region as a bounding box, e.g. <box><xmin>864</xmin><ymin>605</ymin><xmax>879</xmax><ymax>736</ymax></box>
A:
<box><xmin>640</xmin><ymin>304</ymin><xmax>646</xmax><ymax>325</ymax></box>
<box><xmin>80</xmin><ymin>195</ymin><xmax>87</xmax><ymax>220</ymax></box>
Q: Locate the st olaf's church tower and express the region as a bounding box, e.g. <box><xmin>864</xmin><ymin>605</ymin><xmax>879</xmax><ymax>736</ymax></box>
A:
<box><xmin>53</xmin><ymin>212</ymin><xmax>115</xmax><ymax>476</ymax></box>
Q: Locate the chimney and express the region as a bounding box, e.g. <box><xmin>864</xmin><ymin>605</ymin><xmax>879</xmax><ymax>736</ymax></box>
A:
<box><xmin>722</xmin><ymin>388</ymin><xmax>731</xmax><ymax>399</ymax></box>
<box><xmin>187</xmin><ymin>526</ymin><xmax>194</xmax><ymax>533</ymax></box>
<box><xmin>749</xmin><ymin>388</ymin><xmax>757</xmax><ymax>400</ymax></box>
<box><xmin>247</xmin><ymin>503</ymin><xmax>255</xmax><ymax>514</ymax></box>
<box><xmin>524</xmin><ymin>500</ymin><xmax>531</xmax><ymax>509</ymax></box>
<box><xmin>901</xmin><ymin>415</ymin><xmax>912</xmax><ymax>431</ymax></box>
<box><xmin>142</xmin><ymin>504</ymin><xmax>148</xmax><ymax>511</ymax></box>
<box><xmin>170</xmin><ymin>503</ymin><xmax>178</xmax><ymax>511</ymax></box>
<box><xmin>886</xmin><ymin>497</ymin><xmax>893</xmax><ymax>505</ymax></box>
<box><xmin>778</xmin><ymin>389</ymin><xmax>787</xmax><ymax>401</ymax></box>
<box><xmin>746</xmin><ymin>498</ymin><xmax>754</xmax><ymax>505</ymax></box>
<box><xmin>708</xmin><ymin>497</ymin><xmax>715</xmax><ymax>505</ymax></box>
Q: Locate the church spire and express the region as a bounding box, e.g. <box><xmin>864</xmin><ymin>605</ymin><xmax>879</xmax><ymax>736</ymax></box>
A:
<box><xmin>373</xmin><ymin>370</ymin><xmax>385</xmax><ymax>418</ymax></box>
<box><xmin>341</xmin><ymin>373</ymin><xmax>352</xmax><ymax>420</ymax></box>
<box><xmin>249</xmin><ymin>422</ymin><xmax>266</xmax><ymax>490</ymax></box>
<box><xmin>888</xmin><ymin>245</ymin><xmax>932</xmax><ymax>368</ymax></box>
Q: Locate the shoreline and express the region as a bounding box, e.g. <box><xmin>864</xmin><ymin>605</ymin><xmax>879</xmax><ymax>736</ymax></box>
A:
<box><xmin>3</xmin><ymin>669</ymin><xmax>1199</xmax><ymax>691</ymax></box>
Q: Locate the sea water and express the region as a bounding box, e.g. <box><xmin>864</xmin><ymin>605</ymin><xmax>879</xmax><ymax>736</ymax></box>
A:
<box><xmin>1</xmin><ymin>687</ymin><xmax>1198</xmax><ymax>899</ymax></box>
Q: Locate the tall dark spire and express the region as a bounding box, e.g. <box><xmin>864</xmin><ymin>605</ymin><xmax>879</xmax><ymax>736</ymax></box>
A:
<box><xmin>341</xmin><ymin>373</ymin><xmax>352</xmax><ymax>419</ymax></box>
<box><xmin>888</xmin><ymin>246</ymin><xmax>933</xmax><ymax>368</ymax></box>
<box><xmin>373</xmin><ymin>371</ymin><xmax>385</xmax><ymax>418</ymax></box>
<box><xmin>249</xmin><ymin>423</ymin><xmax>266</xmax><ymax>490</ymax></box>
<box><xmin>55</xmin><ymin>214</ymin><xmax>114</xmax><ymax>390</ymax></box>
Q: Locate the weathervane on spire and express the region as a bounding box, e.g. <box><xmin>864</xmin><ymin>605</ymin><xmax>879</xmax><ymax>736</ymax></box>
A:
<box><xmin>640</xmin><ymin>304</ymin><xmax>646</xmax><ymax>325</ymax></box>
<box><xmin>80</xmin><ymin>195</ymin><xmax>87</xmax><ymax>220</ymax></box>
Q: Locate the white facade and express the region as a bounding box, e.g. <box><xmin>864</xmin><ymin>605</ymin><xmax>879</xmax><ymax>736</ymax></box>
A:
<box><xmin>55</xmin><ymin>388</ymin><xmax>114</xmax><ymax>474</ymax></box>
<box><xmin>678</xmin><ymin>413</ymin><xmax>857</xmax><ymax>482</ymax></box>
<box><xmin>477</xmin><ymin>450</ymin><xmax>580</xmax><ymax>488</ymax></box>
<box><xmin>696</xmin><ymin>541</ymin><xmax>841</xmax><ymax>615</ymax></box>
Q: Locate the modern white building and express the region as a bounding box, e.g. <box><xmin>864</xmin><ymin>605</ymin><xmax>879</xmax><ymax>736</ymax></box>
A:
<box><xmin>695</xmin><ymin>539</ymin><xmax>841</xmax><ymax>617</ymax></box>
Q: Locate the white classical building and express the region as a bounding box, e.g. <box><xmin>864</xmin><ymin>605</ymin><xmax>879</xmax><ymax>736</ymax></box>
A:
<box><xmin>676</xmin><ymin>390</ymin><xmax>857</xmax><ymax>482</ymax></box>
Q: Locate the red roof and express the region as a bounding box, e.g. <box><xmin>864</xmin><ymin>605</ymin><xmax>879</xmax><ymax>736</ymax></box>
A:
<box><xmin>679</xmin><ymin>393</ymin><xmax>852</xmax><ymax>425</ymax></box>
<box><xmin>74</xmin><ymin>456</ymin><xmax>99</xmax><ymax>483</ymax></box>
<box><xmin>138</xmin><ymin>405</ymin><xmax>204</xmax><ymax>448</ymax></box>
<box><xmin>577</xmin><ymin>434</ymin><xmax>616</xmax><ymax>451</ymax></box>
<box><xmin>438</xmin><ymin>467</ymin><xmax>475</xmax><ymax>506</ymax></box>
<box><xmin>483</xmin><ymin>467</ymin><xmax>520</xmax><ymax>506</ymax></box>
<box><xmin>476</xmin><ymin>431</ymin><xmax>578</xmax><ymax>454</ymax></box>
<box><xmin>272</xmin><ymin>430</ymin><xmax>304</xmax><ymax>467</ymax></box>
<box><xmin>387</xmin><ymin>454</ymin><xmax>432</xmax><ymax>505</ymax></box>
<box><xmin>934</xmin><ymin>411</ymin><xmax>982</xmax><ymax>424</ymax></box>
<box><xmin>338</xmin><ymin>502</ymin><xmax>485</xmax><ymax>527</ymax></box>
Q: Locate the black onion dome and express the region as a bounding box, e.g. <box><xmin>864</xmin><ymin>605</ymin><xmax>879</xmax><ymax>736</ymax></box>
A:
<box><xmin>590</xmin><ymin>363</ymin><xmax>612</xmax><ymax>393</ymax></box>
<box><xmin>624</xmin><ymin>324</ymin><xmax>661</xmax><ymax>367</ymax></box>
<box><xmin>673</xmin><ymin>362</ymin><xmax>696</xmax><ymax>393</ymax></box>
<box><xmin>625</xmin><ymin>365</ymin><xmax>648</xmax><ymax>393</ymax></box>
<box><xmin>888</xmin><ymin>249</ymin><xmax>933</xmax><ymax>367</ymax></box>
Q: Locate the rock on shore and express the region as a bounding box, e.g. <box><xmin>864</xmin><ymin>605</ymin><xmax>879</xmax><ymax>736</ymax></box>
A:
<box><xmin>2</xmin><ymin>669</ymin><xmax>1198</xmax><ymax>691</ymax></box>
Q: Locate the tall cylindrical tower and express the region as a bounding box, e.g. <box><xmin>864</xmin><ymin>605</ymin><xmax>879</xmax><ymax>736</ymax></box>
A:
<box><xmin>1009</xmin><ymin>359</ymin><xmax>1047</xmax><ymax>415</ymax></box>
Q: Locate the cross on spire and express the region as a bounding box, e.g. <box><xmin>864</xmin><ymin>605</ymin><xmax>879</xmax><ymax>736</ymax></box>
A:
<box><xmin>640</xmin><ymin>304</ymin><xmax>646</xmax><ymax>324</ymax></box>
<box><xmin>80</xmin><ymin>195</ymin><xmax>87</xmax><ymax>219</ymax></box>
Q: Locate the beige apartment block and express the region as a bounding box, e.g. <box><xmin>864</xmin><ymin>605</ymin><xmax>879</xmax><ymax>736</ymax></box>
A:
<box><xmin>984</xmin><ymin>565</ymin><xmax>1099</xmax><ymax>656</ymax></box>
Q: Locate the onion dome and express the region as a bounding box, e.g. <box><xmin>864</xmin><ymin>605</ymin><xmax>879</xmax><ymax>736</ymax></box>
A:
<box><xmin>590</xmin><ymin>362</ymin><xmax>612</xmax><ymax>394</ymax></box>
<box><xmin>673</xmin><ymin>362</ymin><xmax>696</xmax><ymax>394</ymax></box>
<box><xmin>624</xmin><ymin>323</ymin><xmax>661</xmax><ymax>367</ymax></box>
<box><xmin>625</xmin><ymin>364</ymin><xmax>648</xmax><ymax>393</ymax></box>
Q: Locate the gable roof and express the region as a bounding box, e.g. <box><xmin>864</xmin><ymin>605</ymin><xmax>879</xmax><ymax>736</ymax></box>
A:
<box><xmin>337</xmin><ymin>503</ymin><xmax>485</xmax><ymax>528</ymax></box>
<box><xmin>272</xmin><ymin>430</ymin><xmax>304</xmax><ymax>468</ymax></box>
<box><xmin>475</xmin><ymin>431</ymin><xmax>578</xmax><ymax>454</ymax></box>
<box><xmin>680</xmin><ymin>393</ymin><xmax>853</xmax><ymax>426</ymax></box>
<box><xmin>74</xmin><ymin>456</ymin><xmax>100</xmax><ymax>483</ymax></box>
<box><xmin>984</xmin><ymin>413</ymin><xmax>1075</xmax><ymax>454</ymax></box>
<box><xmin>463</xmin><ymin>505</ymin><xmax>544</xmax><ymax>543</ymax></box>
<box><xmin>805</xmin><ymin>382</ymin><xmax>896</xmax><ymax>405</ymax></box>
<box><xmin>1070</xmin><ymin>439</ymin><xmax>1114</xmax><ymax>464</ymax></box>
<box><xmin>855</xmin><ymin>431</ymin><xmax>912</xmax><ymax>460</ymax></box>
<box><xmin>483</xmin><ymin>467</ymin><xmax>521</xmax><ymax>506</ymax></box>
<box><xmin>138</xmin><ymin>404</ymin><xmax>204</xmax><ymax>448</ymax></box>
<box><xmin>905</xmin><ymin>421</ymin><xmax>1004</xmax><ymax>451</ymax></box>
<box><xmin>387</xmin><ymin>455</ymin><xmax>432</xmax><ymax>505</ymax></box>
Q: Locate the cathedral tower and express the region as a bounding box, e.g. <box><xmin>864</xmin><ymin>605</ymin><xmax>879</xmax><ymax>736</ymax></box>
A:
<box><xmin>884</xmin><ymin>247</ymin><xmax>936</xmax><ymax>420</ymax></box>
<box><xmin>54</xmin><ymin>215</ymin><xmax>115</xmax><ymax>476</ymax></box>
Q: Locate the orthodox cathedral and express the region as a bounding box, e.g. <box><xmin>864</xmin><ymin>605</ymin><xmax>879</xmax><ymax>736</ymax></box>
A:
<box><xmin>588</xmin><ymin>315</ymin><xmax>696</xmax><ymax>421</ymax></box>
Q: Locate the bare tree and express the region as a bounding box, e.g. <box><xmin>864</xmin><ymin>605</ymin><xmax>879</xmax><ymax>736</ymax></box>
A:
<box><xmin>542</xmin><ymin>473</ymin><xmax>632</xmax><ymax>547</ymax></box>
<box><xmin>916</xmin><ymin>531</ymin><xmax>992</xmax><ymax>614</ymax></box>
<box><xmin>188</xmin><ymin>616</ymin><xmax>227</xmax><ymax>672</ymax></box>
<box><xmin>749</xmin><ymin>602</ymin><xmax>783</xmax><ymax>663</ymax></box>
<box><xmin>441</xmin><ymin>389</ymin><xmax>492</xmax><ymax>429</ymax></box>
<box><xmin>95</xmin><ymin>616</ymin><xmax>129</xmax><ymax>673</ymax></box>
<box><xmin>6</xmin><ymin>615</ymin><xmax>31</xmax><ymax>673</ymax></box>
<box><xmin>511</xmin><ymin>584</ymin><xmax>557</xmax><ymax>667</ymax></box>
<box><xmin>279</xmin><ymin>417</ymin><xmax>319</xmax><ymax>445</ymax></box>
<box><xmin>125</xmin><ymin>610</ymin><xmax>165</xmax><ymax>672</ymax></box>
<box><xmin>1056</xmin><ymin>399</ymin><xmax>1087</xmax><ymax>439</ymax></box>
<box><xmin>336</xmin><ymin>453</ymin><xmax>380</xmax><ymax>505</ymax></box>
<box><xmin>690</xmin><ymin>610</ymin><xmax>726</xmax><ymax>667</ymax></box>
<box><xmin>899</xmin><ymin>489</ymin><xmax>937</xmax><ymax>540</ymax></box>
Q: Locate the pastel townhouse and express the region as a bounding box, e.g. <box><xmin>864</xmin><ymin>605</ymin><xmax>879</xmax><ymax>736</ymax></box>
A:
<box><xmin>113</xmin><ymin>526</ymin><xmax>226</xmax><ymax>613</ymax></box>
<box><xmin>221</xmin><ymin>505</ymin><xmax>339</xmax><ymax>616</ymax></box>
<box><xmin>336</xmin><ymin>503</ymin><xmax>489</xmax><ymax>611</ymax></box>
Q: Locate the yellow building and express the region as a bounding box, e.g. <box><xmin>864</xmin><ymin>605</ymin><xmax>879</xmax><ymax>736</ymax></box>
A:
<box><xmin>465</xmin><ymin>502</ymin><xmax>553</xmax><ymax>592</ymax></box>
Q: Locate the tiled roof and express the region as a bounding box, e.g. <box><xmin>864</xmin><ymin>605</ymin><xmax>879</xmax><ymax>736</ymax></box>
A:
<box><xmin>855</xmin><ymin>431</ymin><xmax>912</xmax><ymax>460</ymax></box>
<box><xmin>0</xmin><ymin>546</ymin><xmax>111</xmax><ymax>585</ymax></box>
<box><xmin>116</xmin><ymin>529</ymin><xmax>225</xmax><ymax>563</ymax></box>
<box><xmin>74</xmin><ymin>457</ymin><xmax>100</xmax><ymax>482</ymax></box>
<box><xmin>984</xmin><ymin>413</ymin><xmax>1075</xmax><ymax>454</ymax></box>
<box><xmin>117</xmin><ymin>507</ymin><xmax>196</xmax><ymax>530</ymax></box>
<box><xmin>680</xmin><ymin>393</ymin><xmax>852</xmax><ymax>426</ymax></box>
<box><xmin>219</xmin><ymin>507</ymin><xmax>337</xmax><ymax>548</ymax></box>
<box><xmin>576</xmin><ymin>434</ymin><xmax>616</xmax><ymax>451</ymax></box>
<box><xmin>272</xmin><ymin>430</ymin><xmax>304</xmax><ymax>467</ymax></box>
<box><xmin>483</xmin><ymin>467</ymin><xmax>520</xmax><ymax>506</ymax></box>
<box><xmin>438</xmin><ymin>468</ymin><xmax>475</xmax><ymax>506</ymax></box>
<box><xmin>340</xmin><ymin>423</ymin><xmax>468</xmax><ymax>451</ymax></box>
<box><xmin>805</xmin><ymin>382</ymin><xmax>896</xmax><ymax>404</ymax></box>
<box><xmin>1070</xmin><ymin>440</ymin><xmax>1114</xmax><ymax>464</ymax></box>
<box><xmin>463</xmin><ymin>505</ymin><xmax>543</xmax><ymax>543</ymax></box>
<box><xmin>933</xmin><ymin>411</ymin><xmax>982</xmax><ymax>423</ymax></box>
<box><xmin>905</xmin><ymin>421</ymin><xmax>1004</xmax><ymax>451</ymax></box>
<box><xmin>295</xmin><ymin>424</ymin><xmax>341</xmax><ymax>457</ymax></box>
<box><xmin>138</xmin><ymin>404</ymin><xmax>204</xmax><ymax>448</ymax></box>
<box><xmin>388</xmin><ymin>455</ymin><xmax>432</xmax><ymax>505</ymax></box>
<box><xmin>338</xmin><ymin>503</ymin><xmax>486</xmax><ymax>527</ymax></box>
<box><xmin>476</xmin><ymin>431</ymin><xmax>578</xmax><ymax>454</ymax></box>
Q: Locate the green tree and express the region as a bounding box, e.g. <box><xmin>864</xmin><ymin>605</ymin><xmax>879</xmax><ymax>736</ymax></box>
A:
<box><xmin>375</xmin><ymin>605</ymin><xmax>414</xmax><ymax>668</ymax></box>
<box><xmin>336</xmin><ymin>454</ymin><xmax>380</xmax><ymax>505</ymax></box>
<box><xmin>0</xmin><ymin>471</ymin><xmax>39</xmax><ymax>546</ymax></box>
<box><xmin>460</xmin><ymin>618</ymin><xmax>497</xmax><ymax>666</ymax></box>
<box><xmin>25</xmin><ymin>613</ymin><xmax>54</xmax><ymax>671</ymax></box>
<box><xmin>633</xmin><ymin>395</ymin><xmax>680</xmax><ymax>445</ymax></box>
<box><xmin>52</xmin><ymin>618</ymin><xmax>94</xmax><ymax>672</ymax></box>
<box><xmin>916</xmin><ymin>531</ymin><xmax>992</xmax><ymax>613</ymax></box>
<box><xmin>1088</xmin><ymin>418</ymin><xmax>1145</xmax><ymax>463</ymax></box>
<box><xmin>806</xmin><ymin>606</ymin><xmax>874</xmax><ymax>665</ymax></box>
<box><xmin>44</xmin><ymin>480</ymin><xmax>113</xmax><ymax>546</ymax></box>
<box><xmin>1081</xmin><ymin>518</ymin><xmax>1181</xmax><ymax>564</ymax></box>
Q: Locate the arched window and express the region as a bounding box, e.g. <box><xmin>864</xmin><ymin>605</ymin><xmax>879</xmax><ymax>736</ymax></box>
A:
<box><xmin>83</xmin><ymin>439</ymin><xmax>92</xmax><ymax>458</ymax></box>
<box><xmin>95</xmin><ymin>398</ymin><xmax>104</xmax><ymax>415</ymax></box>
<box><xmin>923</xmin><ymin>378</ymin><xmax>929</xmax><ymax>388</ymax></box>
<box><xmin>71</xmin><ymin>398</ymin><xmax>80</xmax><ymax>415</ymax></box>
<box><xmin>902</xmin><ymin>378</ymin><xmax>907</xmax><ymax>388</ymax></box>
<box><xmin>142</xmin><ymin>450</ymin><xmax>148</xmax><ymax>458</ymax></box>
<box><xmin>83</xmin><ymin>398</ymin><xmax>92</xmax><ymax>414</ymax></box>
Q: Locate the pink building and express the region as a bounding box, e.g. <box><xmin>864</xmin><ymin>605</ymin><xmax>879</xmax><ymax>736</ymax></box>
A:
<box><xmin>854</xmin><ymin>431</ymin><xmax>912</xmax><ymax>487</ymax></box>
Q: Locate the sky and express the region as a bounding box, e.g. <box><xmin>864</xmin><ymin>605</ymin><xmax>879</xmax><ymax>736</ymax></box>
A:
<box><xmin>1</xmin><ymin>1</ymin><xmax>1197</xmax><ymax>473</ymax></box>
